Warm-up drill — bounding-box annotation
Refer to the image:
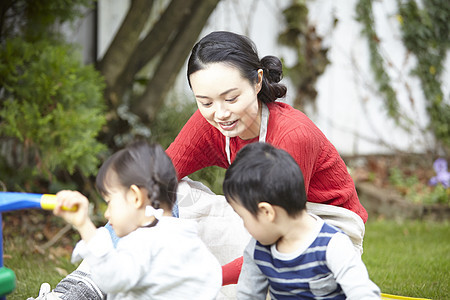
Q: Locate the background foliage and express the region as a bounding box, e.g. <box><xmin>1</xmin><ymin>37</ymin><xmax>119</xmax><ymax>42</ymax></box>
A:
<box><xmin>396</xmin><ymin>0</ymin><xmax>450</xmax><ymax>150</ymax></box>
<box><xmin>356</xmin><ymin>0</ymin><xmax>450</xmax><ymax>154</ymax></box>
<box><xmin>0</xmin><ymin>1</ymin><xmax>106</xmax><ymax>197</ymax></box>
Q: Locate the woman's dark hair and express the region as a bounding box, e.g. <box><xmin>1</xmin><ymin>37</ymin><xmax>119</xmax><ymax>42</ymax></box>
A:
<box><xmin>223</xmin><ymin>142</ymin><xmax>307</xmax><ymax>218</ymax></box>
<box><xmin>96</xmin><ymin>141</ymin><xmax>178</xmax><ymax>210</ymax></box>
<box><xmin>187</xmin><ymin>31</ymin><xmax>287</xmax><ymax>104</ymax></box>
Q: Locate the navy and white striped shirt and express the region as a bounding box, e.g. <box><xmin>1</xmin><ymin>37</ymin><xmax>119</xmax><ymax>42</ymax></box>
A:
<box><xmin>253</xmin><ymin>223</ymin><xmax>345</xmax><ymax>299</ymax></box>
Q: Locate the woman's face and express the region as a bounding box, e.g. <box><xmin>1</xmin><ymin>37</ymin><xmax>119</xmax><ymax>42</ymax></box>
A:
<box><xmin>189</xmin><ymin>63</ymin><xmax>263</xmax><ymax>140</ymax></box>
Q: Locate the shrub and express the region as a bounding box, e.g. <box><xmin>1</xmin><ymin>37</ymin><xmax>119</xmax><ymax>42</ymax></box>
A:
<box><xmin>0</xmin><ymin>38</ymin><xmax>106</xmax><ymax>190</ymax></box>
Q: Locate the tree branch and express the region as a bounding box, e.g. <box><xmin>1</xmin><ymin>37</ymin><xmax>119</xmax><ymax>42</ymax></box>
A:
<box><xmin>111</xmin><ymin>0</ymin><xmax>196</xmax><ymax>103</ymax></box>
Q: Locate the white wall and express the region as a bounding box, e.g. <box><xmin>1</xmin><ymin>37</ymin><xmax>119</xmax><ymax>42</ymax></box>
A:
<box><xmin>61</xmin><ymin>6</ymin><xmax>97</xmax><ymax>65</ymax></box>
<box><xmin>97</xmin><ymin>0</ymin><xmax>130</xmax><ymax>59</ymax></box>
<box><xmin>95</xmin><ymin>0</ymin><xmax>449</xmax><ymax>156</ymax></box>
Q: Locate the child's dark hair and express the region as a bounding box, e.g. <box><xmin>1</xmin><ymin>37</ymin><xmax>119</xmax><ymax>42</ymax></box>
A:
<box><xmin>96</xmin><ymin>141</ymin><xmax>178</xmax><ymax>210</ymax></box>
<box><xmin>187</xmin><ymin>31</ymin><xmax>287</xmax><ymax>104</ymax></box>
<box><xmin>223</xmin><ymin>143</ymin><xmax>306</xmax><ymax>218</ymax></box>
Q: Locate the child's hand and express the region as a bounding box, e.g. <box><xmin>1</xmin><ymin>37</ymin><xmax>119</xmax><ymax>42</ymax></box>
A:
<box><xmin>54</xmin><ymin>190</ymin><xmax>90</xmax><ymax>229</ymax></box>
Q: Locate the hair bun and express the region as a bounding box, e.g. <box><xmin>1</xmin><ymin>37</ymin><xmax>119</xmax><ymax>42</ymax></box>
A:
<box><xmin>258</xmin><ymin>55</ymin><xmax>287</xmax><ymax>103</ymax></box>
<box><xmin>261</xmin><ymin>56</ymin><xmax>283</xmax><ymax>83</ymax></box>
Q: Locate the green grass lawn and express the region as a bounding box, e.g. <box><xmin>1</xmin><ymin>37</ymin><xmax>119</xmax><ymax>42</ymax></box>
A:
<box><xmin>3</xmin><ymin>235</ymin><xmax>77</xmax><ymax>299</ymax></box>
<box><xmin>363</xmin><ymin>219</ymin><xmax>450</xmax><ymax>299</ymax></box>
<box><xmin>2</xmin><ymin>218</ymin><xmax>449</xmax><ymax>299</ymax></box>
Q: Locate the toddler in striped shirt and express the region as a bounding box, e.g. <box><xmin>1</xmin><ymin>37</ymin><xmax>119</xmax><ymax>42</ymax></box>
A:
<box><xmin>223</xmin><ymin>142</ymin><xmax>380</xmax><ymax>300</ymax></box>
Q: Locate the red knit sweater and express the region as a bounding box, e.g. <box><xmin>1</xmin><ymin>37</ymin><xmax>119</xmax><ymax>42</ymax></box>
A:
<box><xmin>166</xmin><ymin>102</ymin><xmax>367</xmax><ymax>223</ymax></box>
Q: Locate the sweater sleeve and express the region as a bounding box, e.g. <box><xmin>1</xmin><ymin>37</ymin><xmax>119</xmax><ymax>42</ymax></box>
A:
<box><xmin>326</xmin><ymin>233</ymin><xmax>381</xmax><ymax>299</ymax></box>
<box><xmin>166</xmin><ymin>110</ymin><xmax>229</xmax><ymax>179</ymax></box>
<box><xmin>237</xmin><ymin>239</ymin><xmax>269</xmax><ymax>299</ymax></box>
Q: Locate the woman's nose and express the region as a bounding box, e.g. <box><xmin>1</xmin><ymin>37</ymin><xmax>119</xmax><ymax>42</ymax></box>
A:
<box><xmin>215</xmin><ymin>103</ymin><xmax>231</xmax><ymax>120</ymax></box>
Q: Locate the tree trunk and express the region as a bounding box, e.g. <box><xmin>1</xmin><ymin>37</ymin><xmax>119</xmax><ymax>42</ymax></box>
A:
<box><xmin>97</xmin><ymin>0</ymin><xmax>221</xmax><ymax>149</ymax></box>
<box><xmin>98</xmin><ymin>0</ymin><xmax>154</xmax><ymax>107</ymax></box>
<box><xmin>131</xmin><ymin>0</ymin><xmax>221</xmax><ymax>123</ymax></box>
<box><xmin>111</xmin><ymin>0</ymin><xmax>196</xmax><ymax>105</ymax></box>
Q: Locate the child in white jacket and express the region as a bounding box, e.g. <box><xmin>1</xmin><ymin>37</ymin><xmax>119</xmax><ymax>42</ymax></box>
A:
<box><xmin>52</xmin><ymin>141</ymin><xmax>221</xmax><ymax>299</ymax></box>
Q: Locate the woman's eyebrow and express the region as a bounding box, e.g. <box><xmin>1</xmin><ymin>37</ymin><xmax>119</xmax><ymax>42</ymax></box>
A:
<box><xmin>195</xmin><ymin>88</ymin><xmax>238</xmax><ymax>99</ymax></box>
<box><xmin>220</xmin><ymin>88</ymin><xmax>238</xmax><ymax>96</ymax></box>
<box><xmin>195</xmin><ymin>94</ymin><xmax>211</xmax><ymax>99</ymax></box>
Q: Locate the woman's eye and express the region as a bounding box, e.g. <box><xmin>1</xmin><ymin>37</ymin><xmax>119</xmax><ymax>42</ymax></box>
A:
<box><xmin>226</xmin><ymin>96</ymin><xmax>238</xmax><ymax>102</ymax></box>
<box><xmin>201</xmin><ymin>102</ymin><xmax>212</xmax><ymax>107</ymax></box>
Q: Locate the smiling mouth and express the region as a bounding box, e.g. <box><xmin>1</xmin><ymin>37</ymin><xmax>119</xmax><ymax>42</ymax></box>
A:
<box><xmin>218</xmin><ymin>120</ymin><xmax>238</xmax><ymax>130</ymax></box>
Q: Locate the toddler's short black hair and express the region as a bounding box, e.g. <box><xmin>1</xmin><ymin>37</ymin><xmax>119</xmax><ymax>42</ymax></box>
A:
<box><xmin>223</xmin><ymin>143</ymin><xmax>307</xmax><ymax>218</ymax></box>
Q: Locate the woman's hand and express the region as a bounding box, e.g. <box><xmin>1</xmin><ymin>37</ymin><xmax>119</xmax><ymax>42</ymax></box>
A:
<box><xmin>54</xmin><ymin>190</ymin><xmax>96</xmax><ymax>242</ymax></box>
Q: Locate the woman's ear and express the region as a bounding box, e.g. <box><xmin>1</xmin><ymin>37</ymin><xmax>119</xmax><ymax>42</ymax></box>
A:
<box><xmin>257</xmin><ymin>202</ymin><xmax>275</xmax><ymax>222</ymax></box>
<box><xmin>128</xmin><ymin>184</ymin><xmax>146</xmax><ymax>208</ymax></box>
<box><xmin>256</xmin><ymin>69</ymin><xmax>263</xmax><ymax>93</ymax></box>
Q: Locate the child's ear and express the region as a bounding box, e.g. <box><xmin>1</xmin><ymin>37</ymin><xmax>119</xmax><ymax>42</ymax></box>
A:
<box><xmin>129</xmin><ymin>184</ymin><xmax>146</xmax><ymax>208</ymax></box>
<box><xmin>257</xmin><ymin>202</ymin><xmax>275</xmax><ymax>222</ymax></box>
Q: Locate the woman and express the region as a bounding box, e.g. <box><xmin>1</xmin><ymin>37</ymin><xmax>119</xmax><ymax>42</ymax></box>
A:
<box><xmin>166</xmin><ymin>31</ymin><xmax>367</xmax><ymax>285</ymax></box>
